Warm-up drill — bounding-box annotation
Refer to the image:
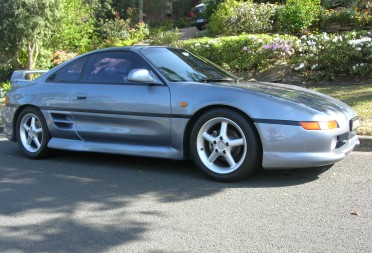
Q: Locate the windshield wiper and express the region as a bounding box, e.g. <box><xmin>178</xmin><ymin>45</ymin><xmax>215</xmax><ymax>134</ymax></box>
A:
<box><xmin>198</xmin><ymin>77</ymin><xmax>235</xmax><ymax>83</ymax></box>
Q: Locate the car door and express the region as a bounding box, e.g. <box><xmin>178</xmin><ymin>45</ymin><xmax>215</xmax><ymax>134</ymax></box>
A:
<box><xmin>70</xmin><ymin>51</ymin><xmax>172</xmax><ymax>147</ymax></box>
<box><xmin>43</xmin><ymin>56</ymin><xmax>88</xmax><ymax>140</ymax></box>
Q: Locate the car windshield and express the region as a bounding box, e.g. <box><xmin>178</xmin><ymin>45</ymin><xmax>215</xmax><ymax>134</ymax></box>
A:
<box><xmin>140</xmin><ymin>47</ymin><xmax>238</xmax><ymax>82</ymax></box>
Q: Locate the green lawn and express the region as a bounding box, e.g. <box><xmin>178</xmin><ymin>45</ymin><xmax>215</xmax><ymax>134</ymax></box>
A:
<box><xmin>1</xmin><ymin>85</ymin><xmax>371</xmax><ymax>135</ymax></box>
<box><xmin>312</xmin><ymin>85</ymin><xmax>372</xmax><ymax>136</ymax></box>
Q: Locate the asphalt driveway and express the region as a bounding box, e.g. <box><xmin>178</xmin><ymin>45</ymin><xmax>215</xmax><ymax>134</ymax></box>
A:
<box><xmin>0</xmin><ymin>134</ymin><xmax>371</xmax><ymax>252</ymax></box>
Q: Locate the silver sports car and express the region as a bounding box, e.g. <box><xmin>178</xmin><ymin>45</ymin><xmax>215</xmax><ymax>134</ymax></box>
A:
<box><xmin>1</xmin><ymin>46</ymin><xmax>360</xmax><ymax>181</ymax></box>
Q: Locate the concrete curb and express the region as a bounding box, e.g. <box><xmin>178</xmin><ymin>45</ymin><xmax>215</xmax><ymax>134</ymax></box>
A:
<box><xmin>357</xmin><ymin>135</ymin><xmax>372</xmax><ymax>151</ymax></box>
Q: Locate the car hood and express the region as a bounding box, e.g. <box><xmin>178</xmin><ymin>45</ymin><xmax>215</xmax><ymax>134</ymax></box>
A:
<box><xmin>221</xmin><ymin>81</ymin><xmax>354</xmax><ymax>116</ymax></box>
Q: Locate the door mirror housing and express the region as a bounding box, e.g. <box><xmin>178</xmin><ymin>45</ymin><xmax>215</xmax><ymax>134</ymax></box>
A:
<box><xmin>128</xmin><ymin>69</ymin><xmax>162</xmax><ymax>85</ymax></box>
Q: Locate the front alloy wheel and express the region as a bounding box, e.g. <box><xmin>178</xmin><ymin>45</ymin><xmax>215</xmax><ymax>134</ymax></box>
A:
<box><xmin>191</xmin><ymin>109</ymin><xmax>260</xmax><ymax>181</ymax></box>
<box><xmin>16</xmin><ymin>107</ymin><xmax>50</xmax><ymax>158</ymax></box>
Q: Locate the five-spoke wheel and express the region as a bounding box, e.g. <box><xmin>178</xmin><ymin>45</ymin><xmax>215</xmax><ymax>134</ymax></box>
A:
<box><xmin>16</xmin><ymin>107</ymin><xmax>50</xmax><ymax>158</ymax></box>
<box><xmin>191</xmin><ymin>108</ymin><xmax>260</xmax><ymax>181</ymax></box>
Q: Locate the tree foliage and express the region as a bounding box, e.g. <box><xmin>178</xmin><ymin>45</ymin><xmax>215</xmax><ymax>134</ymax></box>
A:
<box><xmin>0</xmin><ymin>0</ymin><xmax>60</xmax><ymax>69</ymax></box>
<box><xmin>50</xmin><ymin>0</ymin><xmax>95</xmax><ymax>53</ymax></box>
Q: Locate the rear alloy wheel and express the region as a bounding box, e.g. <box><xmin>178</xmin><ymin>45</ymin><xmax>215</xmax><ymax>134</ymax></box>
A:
<box><xmin>191</xmin><ymin>109</ymin><xmax>260</xmax><ymax>181</ymax></box>
<box><xmin>16</xmin><ymin>107</ymin><xmax>50</xmax><ymax>158</ymax></box>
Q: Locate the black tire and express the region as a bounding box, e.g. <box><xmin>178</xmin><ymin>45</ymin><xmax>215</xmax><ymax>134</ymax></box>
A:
<box><xmin>190</xmin><ymin>108</ymin><xmax>261</xmax><ymax>181</ymax></box>
<box><xmin>16</xmin><ymin>107</ymin><xmax>50</xmax><ymax>159</ymax></box>
<box><xmin>195</xmin><ymin>24</ymin><xmax>205</xmax><ymax>31</ymax></box>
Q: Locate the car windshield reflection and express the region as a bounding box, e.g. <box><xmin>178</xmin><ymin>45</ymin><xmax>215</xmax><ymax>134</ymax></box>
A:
<box><xmin>140</xmin><ymin>47</ymin><xmax>237</xmax><ymax>82</ymax></box>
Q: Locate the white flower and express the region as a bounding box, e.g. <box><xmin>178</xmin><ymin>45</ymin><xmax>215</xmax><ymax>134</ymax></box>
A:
<box><xmin>349</xmin><ymin>37</ymin><xmax>372</xmax><ymax>46</ymax></box>
<box><xmin>307</xmin><ymin>40</ymin><xmax>316</xmax><ymax>46</ymax></box>
<box><xmin>322</xmin><ymin>33</ymin><xmax>330</xmax><ymax>41</ymax></box>
<box><xmin>294</xmin><ymin>63</ymin><xmax>305</xmax><ymax>71</ymax></box>
<box><xmin>311</xmin><ymin>64</ymin><xmax>318</xmax><ymax>70</ymax></box>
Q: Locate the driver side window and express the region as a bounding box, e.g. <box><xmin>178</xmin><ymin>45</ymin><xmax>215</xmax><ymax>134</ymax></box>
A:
<box><xmin>81</xmin><ymin>51</ymin><xmax>149</xmax><ymax>84</ymax></box>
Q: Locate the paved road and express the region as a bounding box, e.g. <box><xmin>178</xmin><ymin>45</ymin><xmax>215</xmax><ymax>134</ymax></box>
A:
<box><xmin>179</xmin><ymin>27</ymin><xmax>198</xmax><ymax>40</ymax></box>
<box><xmin>0</xmin><ymin>134</ymin><xmax>371</xmax><ymax>253</ymax></box>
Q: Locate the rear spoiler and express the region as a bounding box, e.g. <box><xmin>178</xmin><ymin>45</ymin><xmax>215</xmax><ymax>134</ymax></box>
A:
<box><xmin>11</xmin><ymin>70</ymin><xmax>48</xmax><ymax>81</ymax></box>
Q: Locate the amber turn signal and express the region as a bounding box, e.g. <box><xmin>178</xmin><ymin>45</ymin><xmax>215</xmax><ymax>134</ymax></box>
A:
<box><xmin>299</xmin><ymin>120</ymin><xmax>338</xmax><ymax>130</ymax></box>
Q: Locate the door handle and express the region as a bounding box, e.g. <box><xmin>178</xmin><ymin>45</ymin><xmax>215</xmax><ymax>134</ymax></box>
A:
<box><xmin>76</xmin><ymin>94</ymin><xmax>87</xmax><ymax>100</ymax></box>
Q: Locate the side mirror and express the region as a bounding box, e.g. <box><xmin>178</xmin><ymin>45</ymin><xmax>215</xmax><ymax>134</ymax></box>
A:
<box><xmin>128</xmin><ymin>69</ymin><xmax>162</xmax><ymax>85</ymax></box>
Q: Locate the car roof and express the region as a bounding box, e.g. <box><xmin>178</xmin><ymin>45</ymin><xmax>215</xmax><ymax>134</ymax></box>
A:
<box><xmin>89</xmin><ymin>45</ymin><xmax>174</xmax><ymax>54</ymax></box>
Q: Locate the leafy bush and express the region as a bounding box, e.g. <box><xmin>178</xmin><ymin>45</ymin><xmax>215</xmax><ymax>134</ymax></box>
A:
<box><xmin>173</xmin><ymin>18</ymin><xmax>191</xmax><ymax>28</ymax></box>
<box><xmin>209</xmin><ymin>0</ymin><xmax>277</xmax><ymax>35</ymax></box>
<box><xmin>1</xmin><ymin>81</ymin><xmax>11</xmax><ymax>92</ymax></box>
<box><xmin>204</xmin><ymin>0</ymin><xmax>224</xmax><ymax>20</ymax></box>
<box><xmin>276</xmin><ymin>0</ymin><xmax>321</xmax><ymax>34</ymax></box>
<box><xmin>150</xmin><ymin>29</ymin><xmax>181</xmax><ymax>46</ymax></box>
<box><xmin>321</xmin><ymin>1</ymin><xmax>372</xmax><ymax>29</ymax></box>
<box><xmin>0</xmin><ymin>65</ymin><xmax>13</xmax><ymax>82</ymax></box>
<box><xmin>320</xmin><ymin>5</ymin><xmax>372</xmax><ymax>29</ymax></box>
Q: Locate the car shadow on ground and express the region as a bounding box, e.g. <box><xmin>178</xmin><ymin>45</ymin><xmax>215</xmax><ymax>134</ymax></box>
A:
<box><xmin>0</xmin><ymin>138</ymin><xmax>331</xmax><ymax>252</ymax></box>
<box><xmin>1</xmin><ymin>138</ymin><xmax>331</xmax><ymax>190</ymax></box>
<box><xmin>51</xmin><ymin>150</ymin><xmax>332</xmax><ymax>188</ymax></box>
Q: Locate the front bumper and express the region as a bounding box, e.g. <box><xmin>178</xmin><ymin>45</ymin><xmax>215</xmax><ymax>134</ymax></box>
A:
<box><xmin>1</xmin><ymin>106</ymin><xmax>17</xmax><ymax>141</ymax></box>
<box><xmin>255</xmin><ymin>122</ymin><xmax>360</xmax><ymax>169</ymax></box>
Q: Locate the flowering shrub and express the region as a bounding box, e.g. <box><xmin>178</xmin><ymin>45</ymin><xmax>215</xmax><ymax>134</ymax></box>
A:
<box><xmin>180</xmin><ymin>34</ymin><xmax>297</xmax><ymax>73</ymax></box>
<box><xmin>294</xmin><ymin>31</ymin><xmax>372</xmax><ymax>80</ymax></box>
<box><xmin>261</xmin><ymin>39</ymin><xmax>295</xmax><ymax>58</ymax></box>
<box><xmin>209</xmin><ymin>0</ymin><xmax>277</xmax><ymax>35</ymax></box>
<box><xmin>179</xmin><ymin>31</ymin><xmax>371</xmax><ymax>81</ymax></box>
<box><xmin>52</xmin><ymin>51</ymin><xmax>78</xmax><ymax>66</ymax></box>
<box><xmin>100</xmin><ymin>17</ymin><xmax>149</xmax><ymax>47</ymax></box>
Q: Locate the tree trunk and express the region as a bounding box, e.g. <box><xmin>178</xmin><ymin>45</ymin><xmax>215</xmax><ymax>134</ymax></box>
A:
<box><xmin>139</xmin><ymin>0</ymin><xmax>143</xmax><ymax>22</ymax></box>
<box><xmin>27</xmin><ymin>42</ymin><xmax>39</xmax><ymax>70</ymax></box>
<box><xmin>15</xmin><ymin>38</ymin><xmax>23</xmax><ymax>69</ymax></box>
